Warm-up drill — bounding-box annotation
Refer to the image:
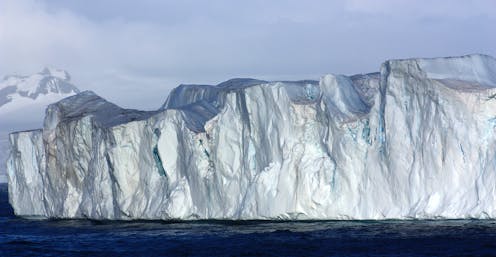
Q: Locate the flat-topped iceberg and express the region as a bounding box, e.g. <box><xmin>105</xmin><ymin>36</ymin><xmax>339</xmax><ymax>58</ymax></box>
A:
<box><xmin>7</xmin><ymin>54</ymin><xmax>496</xmax><ymax>220</ymax></box>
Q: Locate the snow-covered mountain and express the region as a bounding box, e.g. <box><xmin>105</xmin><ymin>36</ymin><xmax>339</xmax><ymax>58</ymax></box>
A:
<box><xmin>7</xmin><ymin>54</ymin><xmax>496</xmax><ymax>220</ymax></box>
<box><xmin>0</xmin><ymin>68</ymin><xmax>79</xmax><ymax>118</ymax></box>
<box><xmin>0</xmin><ymin>68</ymin><xmax>79</xmax><ymax>183</ymax></box>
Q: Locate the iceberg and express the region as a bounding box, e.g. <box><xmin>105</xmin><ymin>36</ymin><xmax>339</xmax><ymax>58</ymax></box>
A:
<box><xmin>7</xmin><ymin>54</ymin><xmax>496</xmax><ymax>220</ymax></box>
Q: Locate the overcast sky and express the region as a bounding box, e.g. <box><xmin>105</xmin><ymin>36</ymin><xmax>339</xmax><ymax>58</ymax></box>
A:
<box><xmin>1</xmin><ymin>0</ymin><xmax>495</xmax><ymax>109</ymax></box>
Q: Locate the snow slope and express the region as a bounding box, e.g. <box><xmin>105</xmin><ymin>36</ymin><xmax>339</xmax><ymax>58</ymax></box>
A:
<box><xmin>0</xmin><ymin>68</ymin><xmax>79</xmax><ymax>183</ymax></box>
<box><xmin>7</xmin><ymin>54</ymin><xmax>496</xmax><ymax>220</ymax></box>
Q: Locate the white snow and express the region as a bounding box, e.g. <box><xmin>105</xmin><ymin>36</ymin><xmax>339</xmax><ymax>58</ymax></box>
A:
<box><xmin>0</xmin><ymin>67</ymin><xmax>76</xmax><ymax>97</ymax></box>
<box><xmin>6</xmin><ymin>54</ymin><xmax>496</xmax><ymax>220</ymax></box>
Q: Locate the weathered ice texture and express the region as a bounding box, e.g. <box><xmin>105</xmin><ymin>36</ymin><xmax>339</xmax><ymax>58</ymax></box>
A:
<box><xmin>7</xmin><ymin>54</ymin><xmax>496</xmax><ymax>220</ymax></box>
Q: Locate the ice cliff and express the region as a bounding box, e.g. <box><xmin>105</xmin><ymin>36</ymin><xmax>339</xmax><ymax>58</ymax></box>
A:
<box><xmin>7</xmin><ymin>54</ymin><xmax>496</xmax><ymax>220</ymax></box>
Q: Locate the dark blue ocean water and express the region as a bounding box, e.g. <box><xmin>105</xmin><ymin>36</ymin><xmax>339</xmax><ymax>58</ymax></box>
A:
<box><xmin>1</xmin><ymin>184</ymin><xmax>496</xmax><ymax>256</ymax></box>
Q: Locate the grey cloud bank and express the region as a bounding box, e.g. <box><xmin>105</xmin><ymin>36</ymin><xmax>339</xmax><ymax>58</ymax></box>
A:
<box><xmin>0</xmin><ymin>0</ymin><xmax>495</xmax><ymax>109</ymax></box>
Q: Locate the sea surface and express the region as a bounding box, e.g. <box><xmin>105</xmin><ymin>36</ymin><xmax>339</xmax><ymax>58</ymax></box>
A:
<box><xmin>1</xmin><ymin>184</ymin><xmax>496</xmax><ymax>256</ymax></box>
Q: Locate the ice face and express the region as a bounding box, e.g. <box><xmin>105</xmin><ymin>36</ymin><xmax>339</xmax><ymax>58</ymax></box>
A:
<box><xmin>6</xmin><ymin>54</ymin><xmax>496</xmax><ymax>220</ymax></box>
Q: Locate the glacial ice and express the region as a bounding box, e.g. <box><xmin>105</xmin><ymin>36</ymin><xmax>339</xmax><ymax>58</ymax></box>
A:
<box><xmin>7</xmin><ymin>54</ymin><xmax>496</xmax><ymax>220</ymax></box>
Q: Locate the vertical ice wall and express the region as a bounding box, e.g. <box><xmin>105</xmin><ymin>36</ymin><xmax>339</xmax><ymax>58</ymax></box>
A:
<box><xmin>7</xmin><ymin>54</ymin><xmax>496</xmax><ymax>220</ymax></box>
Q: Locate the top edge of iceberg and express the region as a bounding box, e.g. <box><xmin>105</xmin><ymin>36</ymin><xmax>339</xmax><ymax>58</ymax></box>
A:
<box><xmin>43</xmin><ymin>91</ymin><xmax>159</xmax><ymax>130</ymax></box>
<box><xmin>386</xmin><ymin>54</ymin><xmax>496</xmax><ymax>90</ymax></box>
<box><xmin>15</xmin><ymin>54</ymin><xmax>496</xmax><ymax>134</ymax></box>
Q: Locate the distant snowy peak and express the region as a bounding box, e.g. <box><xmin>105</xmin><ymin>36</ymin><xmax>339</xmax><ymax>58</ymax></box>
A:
<box><xmin>0</xmin><ymin>68</ymin><xmax>79</xmax><ymax>108</ymax></box>
<box><xmin>39</xmin><ymin>67</ymin><xmax>71</xmax><ymax>81</ymax></box>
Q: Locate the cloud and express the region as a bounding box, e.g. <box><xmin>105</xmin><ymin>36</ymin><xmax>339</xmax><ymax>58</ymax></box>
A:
<box><xmin>0</xmin><ymin>0</ymin><xmax>495</xmax><ymax>109</ymax></box>
<box><xmin>0</xmin><ymin>0</ymin><xmax>178</xmax><ymax>108</ymax></box>
<box><xmin>345</xmin><ymin>0</ymin><xmax>496</xmax><ymax>18</ymax></box>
